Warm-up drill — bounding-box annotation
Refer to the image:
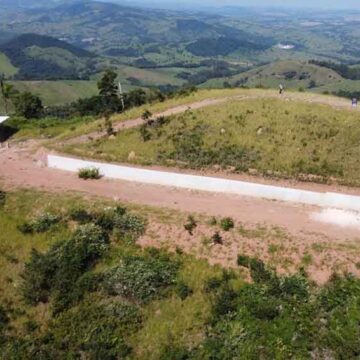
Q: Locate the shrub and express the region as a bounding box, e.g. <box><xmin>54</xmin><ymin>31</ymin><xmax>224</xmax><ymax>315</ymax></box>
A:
<box><xmin>212</xmin><ymin>231</ymin><xmax>223</xmax><ymax>245</ymax></box>
<box><xmin>46</xmin><ymin>301</ymin><xmax>140</xmax><ymax>358</ymax></box>
<box><xmin>175</xmin><ymin>281</ymin><xmax>193</xmax><ymax>300</ymax></box>
<box><xmin>212</xmin><ymin>286</ymin><xmax>237</xmax><ymax>318</ymax></box>
<box><xmin>159</xmin><ymin>345</ymin><xmax>191</xmax><ymax>360</ymax></box>
<box><xmin>220</xmin><ymin>217</ymin><xmax>234</xmax><ymax>231</ymax></box>
<box><xmin>18</xmin><ymin>213</ymin><xmax>61</xmax><ymax>234</ymax></box>
<box><xmin>237</xmin><ymin>255</ymin><xmax>272</xmax><ymax>284</ymax></box>
<box><xmin>184</xmin><ymin>215</ymin><xmax>197</xmax><ymax>235</ymax></box>
<box><xmin>113</xmin><ymin>212</ymin><xmax>146</xmax><ymax>237</ymax></box>
<box><xmin>0</xmin><ymin>305</ymin><xmax>9</xmax><ymax>329</ymax></box>
<box><xmin>32</xmin><ymin>213</ymin><xmax>61</xmax><ymax>233</ymax></box>
<box><xmin>204</xmin><ymin>277</ymin><xmax>223</xmax><ymax>293</ymax></box>
<box><xmin>139</xmin><ymin>123</ymin><xmax>151</xmax><ymax>142</ymax></box>
<box><xmin>208</xmin><ymin>216</ymin><xmax>217</xmax><ymax>226</ymax></box>
<box><xmin>237</xmin><ymin>254</ymin><xmax>252</xmax><ymax>268</ymax></box>
<box><xmin>21</xmin><ymin>224</ymin><xmax>109</xmax><ymax>310</ymax></box>
<box><xmin>0</xmin><ymin>190</ymin><xmax>6</xmax><ymax>208</ymax></box>
<box><xmin>68</xmin><ymin>206</ymin><xmax>93</xmax><ymax>224</ymax></box>
<box><xmin>17</xmin><ymin>222</ymin><xmax>35</xmax><ymax>234</ymax></box>
<box><xmin>78</xmin><ymin>167</ymin><xmax>102</xmax><ymax>180</ymax></box>
<box><xmin>277</xmin><ymin>274</ymin><xmax>309</xmax><ymax>300</ymax></box>
<box><xmin>104</xmin><ymin>252</ymin><xmax>179</xmax><ymax>303</ymax></box>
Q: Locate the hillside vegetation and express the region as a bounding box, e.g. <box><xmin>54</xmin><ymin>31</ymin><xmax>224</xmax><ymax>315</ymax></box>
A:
<box><xmin>64</xmin><ymin>90</ymin><xmax>360</xmax><ymax>186</ymax></box>
<box><xmin>1</xmin><ymin>189</ymin><xmax>360</xmax><ymax>358</ymax></box>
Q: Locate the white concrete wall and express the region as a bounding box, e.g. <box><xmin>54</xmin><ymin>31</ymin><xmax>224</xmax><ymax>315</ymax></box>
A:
<box><xmin>47</xmin><ymin>154</ymin><xmax>360</xmax><ymax>212</ymax></box>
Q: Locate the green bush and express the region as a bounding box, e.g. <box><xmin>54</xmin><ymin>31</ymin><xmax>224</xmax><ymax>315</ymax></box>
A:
<box><xmin>175</xmin><ymin>281</ymin><xmax>193</xmax><ymax>300</ymax></box>
<box><xmin>159</xmin><ymin>345</ymin><xmax>191</xmax><ymax>360</ymax></box>
<box><xmin>139</xmin><ymin>123</ymin><xmax>152</xmax><ymax>141</ymax></box>
<box><xmin>41</xmin><ymin>301</ymin><xmax>140</xmax><ymax>359</ymax></box>
<box><xmin>18</xmin><ymin>213</ymin><xmax>61</xmax><ymax>234</ymax></box>
<box><xmin>220</xmin><ymin>217</ymin><xmax>234</xmax><ymax>231</ymax></box>
<box><xmin>78</xmin><ymin>167</ymin><xmax>102</xmax><ymax>180</ymax></box>
<box><xmin>204</xmin><ymin>277</ymin><xmax>223</xmax><ymax>293</ymax></box>
<box><xmin>211</xmin><ymin>231</ymin><xmax>223</xmax><ymax>245</ymax></box>
<box><xmin>0</xmin><ymin>305</ymin><xmax>9</xmax><ymax>329</ymax></box>
<box><xmin>113</xmin><ymin>212</ymin><xmax>146</xmax><ymax>238</ymax></box>
<box><xmin>32</xmin><ymin>213</ymin><xmax>61</xmax><ymax>233</ymax></box>
<box><xmin>17</xmin><ymin>222</ymin><xmax>34</xmax><ymax>234</ymax></box>
<box><xmin>68</xmin><ymin>206</ymin><xmax>93</xmax><ymax>223</ymax></box>
<box><xmin>0</xmin><ymin>190</ymin><xmax>6</xmax><ymax>208</ymax></box>
<box><xmin>184</xmin><ymin>215</ymin><xmax>197</xmax><ymax>235</ymax></box>
<box><xmin>104</xmin><ymin>252</ymin><xmax>179</xmax><ymax>303</ymax></box>
<box><xmin>21</xmin><ymin>224</ymin><xmax>109</xmax><ymax>311</ymax></box>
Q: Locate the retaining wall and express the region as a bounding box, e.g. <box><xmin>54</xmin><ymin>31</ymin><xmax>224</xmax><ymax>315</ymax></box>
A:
<box><xmin>47</xmin><ymin>154</ymin><xmax>360</xmax><ymax>212</ymax></box>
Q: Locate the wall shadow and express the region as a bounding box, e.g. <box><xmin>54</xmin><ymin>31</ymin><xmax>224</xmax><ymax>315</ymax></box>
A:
<box><xmin>0</xmin><ymin>124</ymin><xmax>18</xmax><ymax>142</ymax></box>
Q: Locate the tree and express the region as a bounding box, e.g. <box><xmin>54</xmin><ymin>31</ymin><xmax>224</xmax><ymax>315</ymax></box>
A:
<box><xmin>97</xmin><ymin>69</ymin><xmax>118</xmax><ymax>99</ymax></box>
<box><xmin>13</xmin><ymin>92</ymin><xmax>43</xmax><ymax>119</ymax></box>
<box><xmin>0</xmin><ymin>76</ymin><xmax>18</xmax><ymax>114</ymax></box>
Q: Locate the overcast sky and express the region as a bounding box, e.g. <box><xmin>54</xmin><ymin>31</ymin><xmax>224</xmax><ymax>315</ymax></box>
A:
<box><xmin>136</xmin><ymin>0</ymin><xmax>360</xmax><ymax>9</ymax></box>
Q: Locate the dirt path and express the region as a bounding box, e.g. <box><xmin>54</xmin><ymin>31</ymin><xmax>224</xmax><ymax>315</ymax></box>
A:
<box><xmin>1</xmin><ymin>141</ymin><xmax>359</xmax><ymax>240</ymax></box>
<box><xmin>64</xmin><ymin>91</ymin><xmax>358</xmax><ymax>144</ymax></box>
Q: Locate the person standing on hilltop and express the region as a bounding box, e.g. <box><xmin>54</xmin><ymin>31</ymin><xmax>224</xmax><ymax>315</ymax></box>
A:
<box><xmin>279</xmin><ymin>83</ymin><xmax>284</xmax><ymax>95</ymax></box>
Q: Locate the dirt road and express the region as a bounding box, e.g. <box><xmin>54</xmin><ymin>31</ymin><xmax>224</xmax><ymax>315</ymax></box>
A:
<box><xmin>1</xmin><ymin>140</ymin><xmax>359</xmax><ymax>241</ymax></box>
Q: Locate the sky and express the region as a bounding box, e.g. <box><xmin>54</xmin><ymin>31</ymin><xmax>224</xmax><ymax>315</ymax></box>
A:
<box><xmin>135</xmin><ymin>0</ymin><xmax>360</xmax><ymax>10</ymax></box>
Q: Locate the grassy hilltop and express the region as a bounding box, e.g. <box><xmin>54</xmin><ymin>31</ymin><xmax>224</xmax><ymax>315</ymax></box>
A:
<box><xmin>63</xmin><ymin>88</ymin><xmax>360</xmax><ymax>187</ymax></box>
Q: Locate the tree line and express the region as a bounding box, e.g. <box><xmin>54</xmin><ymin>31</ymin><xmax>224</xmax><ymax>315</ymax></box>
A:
<box><xmin>0</xmin><ymin>70</ymin><xmax>197</xmax><ymax>120</ymax></box>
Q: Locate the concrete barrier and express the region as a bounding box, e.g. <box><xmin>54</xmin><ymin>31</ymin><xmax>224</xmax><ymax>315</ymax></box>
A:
<box><xmin>47</xmin><ymin>154</ymin><xmax>360</xmax><ymax>212</ymax></box>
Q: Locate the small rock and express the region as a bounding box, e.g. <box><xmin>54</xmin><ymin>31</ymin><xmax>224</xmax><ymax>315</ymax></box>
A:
<box><xmin>257</xmin><ymin>127</ymin><xmax>263</xmax><ymax>135</ymax></box>
<box><xmin>109</xmin><ymin>134</ymin><xmax>116</xmax><ymax>140</ymax></box>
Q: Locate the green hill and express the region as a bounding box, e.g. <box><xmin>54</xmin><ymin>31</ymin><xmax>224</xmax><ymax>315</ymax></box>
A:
<box><xmin>0</xmin><ymin>52</ymin><xmax>18</xmax><ymax>77</ymax></box>
<box><xmin>63</xmin><ymin>88</ymin><xmax>360</xmax><ymax>187</ymax></box>
<box><xmin>0</xmin><ymin>33</ymin><xmax>97</xmax><ymax>80</ymax></box>
<box><xmin>201</xmin><ymin>60</ymin><xmax>343</xmax><ymax>90</ymax></box>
